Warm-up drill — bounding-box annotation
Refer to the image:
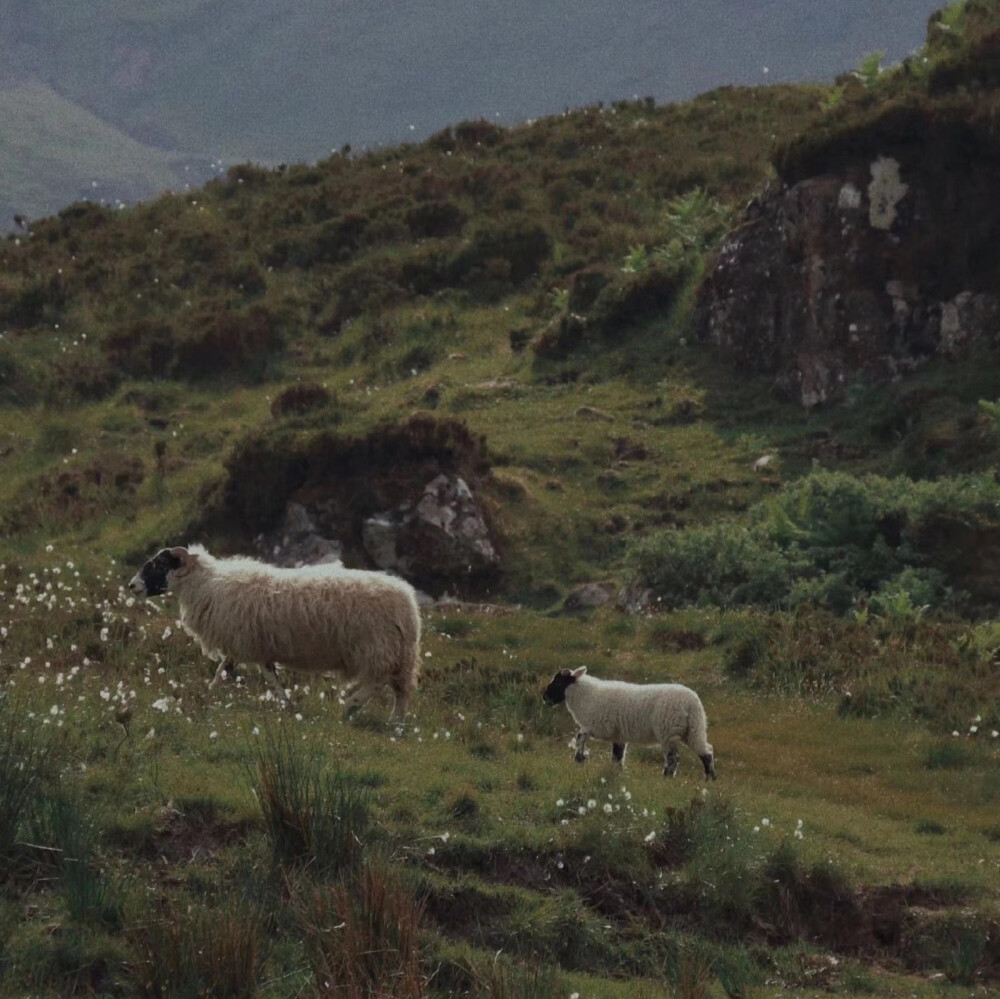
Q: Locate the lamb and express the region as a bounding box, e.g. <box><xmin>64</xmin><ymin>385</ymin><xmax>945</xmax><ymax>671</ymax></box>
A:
<box><xmin>128</xmin><ymin>546</ymin><xmax>421</xmax><ymax>720</ymax></box>
<box><xmin>542</xmin><ymin>667</ymin><xmax>715</xmax><ymax>779</ymax></box>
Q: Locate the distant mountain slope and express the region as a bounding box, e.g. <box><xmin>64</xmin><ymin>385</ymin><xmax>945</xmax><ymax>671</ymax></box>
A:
<box><xmin>0</xmin><ymin>81</ymin><xmax>218</xmax><ymax>225</ymax></box>
<box><xmin>3</xmin><ymin>0</ymin><xmax>944</xmax><ymax>223</ymax></box>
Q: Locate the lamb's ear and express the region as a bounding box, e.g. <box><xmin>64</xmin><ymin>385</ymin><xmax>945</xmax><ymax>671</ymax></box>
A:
<box><xmin>168</xmin><ymin>547</ymin><xmax>198</xmax><ymax>576</ymax></box>
<box><xmin>571</xmin><ymin>666</ymin><xmax>588</xmax><ymax>679</ymax></box>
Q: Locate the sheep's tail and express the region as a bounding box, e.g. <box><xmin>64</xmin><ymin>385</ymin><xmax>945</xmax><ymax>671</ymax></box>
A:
<box><xmin>389</xmin><ymin>615</ymin><xmax>421</xmax><ymax>721</ymax></box>
<box><xmin>685</xmin><ymin>693</ymin><xmax>716</xmax><ymax>780</ymax></box>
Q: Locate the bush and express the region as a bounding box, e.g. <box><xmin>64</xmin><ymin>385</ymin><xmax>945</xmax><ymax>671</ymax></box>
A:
<box><xmin>628</xmin><ymin>521</ymin><xmax>794</xmax><ymax>610</ymax></box>
<box><xmin>628</xmin><ymin>470</ymin><xmax>1000</xmax><ymax>616</ymax></box>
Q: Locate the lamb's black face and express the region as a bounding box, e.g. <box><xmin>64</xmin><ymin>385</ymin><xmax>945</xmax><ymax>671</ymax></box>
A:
<box><xmin>129</xmin><ymin>549</ymin><xmax>182</xmax><ymax>598</ymax></box>
<box><xmin>543</xmin><ymin>669</ymin><xmax>576</xmax><ymax>706</ymax></box>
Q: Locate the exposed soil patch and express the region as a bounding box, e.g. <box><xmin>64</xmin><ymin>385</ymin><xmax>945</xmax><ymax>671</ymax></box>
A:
<box><xmin>423</xmin><ymin>842</ymin><xmax>999</xmax><ymax>979</ymax></box>
<box><xmin>109</xmin><ymin>804</ymin><xmax>252</xmax><ymax>865</ymax></box>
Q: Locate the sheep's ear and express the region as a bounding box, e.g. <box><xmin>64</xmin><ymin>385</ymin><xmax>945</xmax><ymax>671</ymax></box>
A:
<box><xmin>571</xmin><ymin>666</ymin><xmax>588</xmax><ymax>679</ymax></box>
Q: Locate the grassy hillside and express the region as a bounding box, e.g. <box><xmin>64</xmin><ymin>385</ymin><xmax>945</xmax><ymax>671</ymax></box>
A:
<box><xmin>3</xmin><ymin>0</ymin><xmax>943</xmax><ymax>221</ymax></box>
<box><xmin>0</xmin><ymin>4</ymin><xmax>998</xmax><ymax>996</ymax></box>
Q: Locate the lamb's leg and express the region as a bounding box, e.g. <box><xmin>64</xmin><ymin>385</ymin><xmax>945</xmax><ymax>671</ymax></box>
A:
<box><xmin>574</xmin><ymin>731</ymin><xmax>590</xmax><ymax>763</ymax></box>
<box><xmin>262</xmin><ymin>662</ymin><xmax>292</xmax><ymax>709</ymax></box>
<box><xmin>611</xmin><ymin>743</ymin><xmax>627</xmax><ymax>767</ymax></box>
<box><xmin>209</xmin><ymin>657</ymin><xmax>235</xmax><ymax>689</ymax></box>
<box><xmin>663</xmin><ymin>743</ymin><xmax>680</xmax><ymax>777</ymax></box>
<box><xmin>687</xmin><ymin>731</ymin><xmax>716</xmax><ymax>781</ymax></box>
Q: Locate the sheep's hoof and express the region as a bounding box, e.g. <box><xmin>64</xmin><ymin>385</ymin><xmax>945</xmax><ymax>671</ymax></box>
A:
<box><xmin>574</xmin><ymin>751</ymin><xmax>589</xmax><ymax>764</ymax></box>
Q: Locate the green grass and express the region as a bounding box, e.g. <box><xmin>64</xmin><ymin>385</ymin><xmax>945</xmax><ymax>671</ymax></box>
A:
<box><xmin>0</xmin><ymin>559</ymin><xmax>998</xmax><ymax>994</ymax></box>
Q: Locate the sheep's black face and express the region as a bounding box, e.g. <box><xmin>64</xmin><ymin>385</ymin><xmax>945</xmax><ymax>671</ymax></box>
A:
<box><xmin>129</xmin><ymin>549</ymin><xmax>182</xmax><ymax>597</ymax></box>
<box><xmin>543</xmin><ymin>669</ymin><xmax>576</xmax><ymax>706</ymax></box>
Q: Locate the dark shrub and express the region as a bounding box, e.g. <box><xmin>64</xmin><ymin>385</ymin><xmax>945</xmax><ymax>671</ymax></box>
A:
<box><xmin>103</xmin><ymin>319</ymin><xmax>176</xmax><ymax>379</ymax></box>
<box><xmin>0</xmin><ymin>277</ymin><xmax>65</xmax><ymax>328</ymax></box>
<box><xmin>52</xmin><ymin>354</ymin><xmax>120</xmax><ymax>401</ymax></box>
<box><xmin>531</xmin><ymin>313</ymin><xmax>588</xmax><ymax>360</ymax></box>
<box><xmin>174</xmin><ymin>304</ymin><xmax>284</xmax><ymax>381</ymax></box>
<box><xmin>406</xmin><ymin>200</ymin><xmax>467</xmax><ymax>239</ymax></box>
<box><xmin>567</xmin><ymin>264</ymin><xmax>614</xmax><ymax>312</ymax></box>
<box><xmin>0</xmin><ymin>346</ymin><xmax>38</xmax><ymax>405</ymax></box>
<box><xmin>428</xmin><ymin>118</ymin><xmax>505</xmax><ymax>152</ymax></box>
<box><xmin>590</xmin><ymin>261</ymin><xmax>691</xmax><ymax>338</ymax></box>
<box><xmin>456</xmin><ymin>219</ymin><xmax>553</xmax><ymax>285</ymax></box>
<box><xmin>270</xmin><ymin>382</ymin><xmax>332</xmax><ymax>418</ymax></box>
<box><xmin>313</xmin><ymin>212</ymin><xmax>369</xmax><ymax>263</ymax></box>
<box><xmin>399</xmin><ymin>242</ymin><xmax>459</xmax><ymax>295</ymax></box>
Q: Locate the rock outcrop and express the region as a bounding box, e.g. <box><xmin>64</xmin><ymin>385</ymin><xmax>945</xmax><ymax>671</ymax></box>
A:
<box><xmin>255</xmin><ymin>502</ymin><xmax>342</xmax><ymax>568</ymax></box>
<box><xmin>212</xmin><ymin>416</ymin><xmax>499</xmax><ymax>596</ymax></box>
<box><xmin>695</xmin><ymin>104</ymin><xmax>1000</xmax><ymax>407</ymax></box>
<box><xmin>362</xmin><ymin>474</ymin><xmax>499</xmax><ymax>589</ymax></box>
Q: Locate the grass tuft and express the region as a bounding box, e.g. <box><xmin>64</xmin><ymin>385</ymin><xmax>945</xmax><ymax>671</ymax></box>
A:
<box><xmin>296</xmin><ymin>856</ymin><xmax>427</xmax><ymax>998</ymax></box>
<box><xmin>247</xmin><ymin>720</ymin><xmax>373</xmax><ymax>875</ymax></box>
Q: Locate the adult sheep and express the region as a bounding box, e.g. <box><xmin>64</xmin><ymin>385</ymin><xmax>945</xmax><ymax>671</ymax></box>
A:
<box><xmin>543</xmin><ymin>666</ymin><xmax>715</xmax><ymax>779</ymax></box>
<box><xmin>128</xmin><ymin>546</ymin><xmax>421</xmax><ymax>720</ymax></box>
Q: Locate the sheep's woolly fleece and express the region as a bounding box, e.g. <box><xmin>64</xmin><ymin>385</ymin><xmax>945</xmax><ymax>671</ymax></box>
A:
<box><xmin>134</xmin><ymin>545</ymin><xmax>421</xmax><ymax>717</ymax></box>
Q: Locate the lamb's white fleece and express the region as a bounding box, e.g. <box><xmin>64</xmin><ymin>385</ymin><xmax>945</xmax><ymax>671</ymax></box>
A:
<box><xmin>563</xmin><ymin>674</ymin><xmax>712</xmax><ymax>756</ymax></box>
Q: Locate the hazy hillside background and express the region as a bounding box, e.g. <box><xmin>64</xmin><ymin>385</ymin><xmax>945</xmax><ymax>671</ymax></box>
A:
<box><xmin>3</xmin><ymin>0</ymin><xmax>943</xmax><ymax>225</ymax></box>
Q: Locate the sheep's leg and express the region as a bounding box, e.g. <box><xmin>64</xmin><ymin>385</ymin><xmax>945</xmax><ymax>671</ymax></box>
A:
<box><xmin>209</xmin><ymin>656</ymin><xmax>236</xmax><ymax>689</ymax></box>
<box><xmin>663</xmin><ymin>744</ymin><xmax>680</xmax><ymax>777</ymax></box>
<box><xmin>574</xmin><ymin>731</ymin><xmax>590</xmax><ymax>763</ymax></box>
<box><xmin>700</xmin><ymin>752</ymin><xmax>716</xmax><ymax>781</ymax></box>
<box><xmin>612</xmin><ymin>743</ymin><xmax>627</xmax><ymax>767</ymax></box>
<box><xmin>343</xmin><ymin>683</ymin><xmax>378</xmax><ymax>720</ymax></box>
<box><xmin>389</xmin><ymin>678</ymin><xmax>412</xmax><ymax>722</ymax></box>
<box><xmin>262</xmin><ymin>662</ymin><xmax>292</xmax><ymax>709</ymax></box>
